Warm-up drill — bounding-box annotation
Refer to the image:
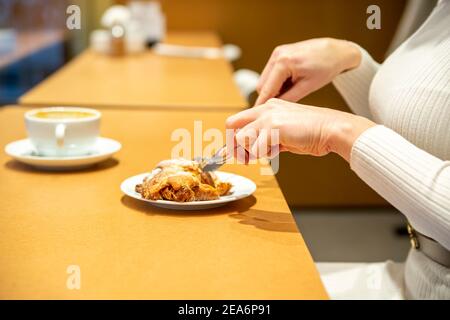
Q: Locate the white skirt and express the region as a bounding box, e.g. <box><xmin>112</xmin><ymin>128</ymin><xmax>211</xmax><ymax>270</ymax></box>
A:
<box><xmin>317</xmin><ymin>249</ymin><xmax>450</xmax><ymax>299</ymax></box>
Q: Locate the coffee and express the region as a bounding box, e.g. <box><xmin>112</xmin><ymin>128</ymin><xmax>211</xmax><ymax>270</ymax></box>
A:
<box><xmin>33</xmin><ymin>111</ymin><xmax>95</xmax><ymax>119</ymax></box>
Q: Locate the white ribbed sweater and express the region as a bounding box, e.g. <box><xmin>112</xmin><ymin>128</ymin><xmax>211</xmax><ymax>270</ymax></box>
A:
<box><xmin>333</xmin><ymin>0</ymin><xmax>450</xmax><ymax>299</ymax></box>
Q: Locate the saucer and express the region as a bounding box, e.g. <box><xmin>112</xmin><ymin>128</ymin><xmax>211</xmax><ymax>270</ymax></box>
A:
<box><xmin>4</xmin><ymin>137</ymin><xmax>121</xmax><ymax>170</ymax></box>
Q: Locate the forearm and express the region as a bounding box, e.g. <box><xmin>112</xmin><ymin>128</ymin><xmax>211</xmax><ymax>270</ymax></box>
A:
<box><xmin>332</xmin><ymin>44</ymin><xmax>380</xmax><ymax>119</ymax></box>
<box><xmin>327</xmin><ymin>112</ymin><xmax>376</xmax><ymax>162</ymax></box>
<box><xmin>327</xmin><ymin>120</ymin><xmax>450</xmax><ymax>247</ymax></box>
<box><xmin>350</xmin><ymin>126</ymin><xmax>450</xmax><ymax>249</ymax></box>
<box><xmin>332</xmin><ymin>39</ymin><xmax>362</xmax><ymax>73</ymax></box>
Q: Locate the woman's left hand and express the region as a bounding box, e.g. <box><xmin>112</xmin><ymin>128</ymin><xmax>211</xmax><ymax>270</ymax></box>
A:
<box><xmin>226</xmin><ymin>98</ymin><xmax>375</xmax><ymax>162</ymax></box>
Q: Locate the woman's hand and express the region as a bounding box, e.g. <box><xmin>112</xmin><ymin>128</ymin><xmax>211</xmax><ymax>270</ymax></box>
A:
<box><xmin>255</xmin><ymin>38</ymin><xmax>361</xmax><ymax>105</ymax></box>
<box><xmin>226</xmin><ymin>98</ymin><xmax>375</xmax><ymax>162</ymax></box>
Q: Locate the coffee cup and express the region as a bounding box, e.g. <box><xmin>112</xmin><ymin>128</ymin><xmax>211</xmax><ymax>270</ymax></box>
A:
<box><xmin>24</xmin><ymin>107</ymin><xmax>101</xmax><ymax>157</ymax></box>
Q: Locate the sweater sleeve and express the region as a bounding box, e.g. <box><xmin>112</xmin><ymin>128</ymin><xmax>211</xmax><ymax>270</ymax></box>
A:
<box><xmin>351</xmin><ymin>125</ymin><xmax>450</xmax><ymax>250</ymax></box>
<box><xmin>332</xmin><ymin>45</ymin><xmax>380</xmax><ymax>119</ymax></box>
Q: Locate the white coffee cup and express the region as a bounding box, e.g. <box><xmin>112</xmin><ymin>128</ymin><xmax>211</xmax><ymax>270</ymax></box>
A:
<box><xmin>25</xmin><ymin>107</ymin><xmax>101</xmax><ymax>157</ymax></box>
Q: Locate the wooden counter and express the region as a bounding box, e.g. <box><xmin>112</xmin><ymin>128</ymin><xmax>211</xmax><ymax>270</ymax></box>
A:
<box><xmin>0</xmin><ymin>106</ymin><xmax>327</xmax><ymax>299</ymax></box>
<box><xmin>19</xmin><ymin>31</ymin><xmax>246</xmax><ymax>110</ymax></box>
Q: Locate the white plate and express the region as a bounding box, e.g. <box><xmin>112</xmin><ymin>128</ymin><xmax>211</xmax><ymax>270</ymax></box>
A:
<box><xmin>121</xmin><ymin>171</ymin><xmax>256</xmax><ymax>210</ymax></box>
<box><xmin>4</xmin><ymin>137</ymin><xmax>121</xmax><ymax>170</ymax></box>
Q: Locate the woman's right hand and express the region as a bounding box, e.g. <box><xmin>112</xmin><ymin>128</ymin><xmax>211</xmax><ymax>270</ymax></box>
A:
<box><xmin>255</xmin><ymin>38</ymin><xmax>362</xmax><ymax>105</ymax></box>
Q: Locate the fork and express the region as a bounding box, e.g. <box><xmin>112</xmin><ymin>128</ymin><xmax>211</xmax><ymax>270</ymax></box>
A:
<box><xmin>195</xmin><ymin>145</ymin><xmax>230</xmax><ymax>172</ymax></box>
<box><xmin>196</xmin><ymin>144</ymin><xmax>252</xmax><ymax>172</ymax></box>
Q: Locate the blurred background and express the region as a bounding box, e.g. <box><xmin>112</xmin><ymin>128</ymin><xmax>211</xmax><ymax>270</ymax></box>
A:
<box><xmin>0</xmin><ymin>0</ymin><xmax>438</xmax><ymax>262</ymax></box>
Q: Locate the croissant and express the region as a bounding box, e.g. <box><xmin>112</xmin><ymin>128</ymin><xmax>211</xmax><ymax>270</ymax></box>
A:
<box><xmin>135</xmin><ymin>159</ymin><xmax>232</xmax><ymax>202</ymax></box>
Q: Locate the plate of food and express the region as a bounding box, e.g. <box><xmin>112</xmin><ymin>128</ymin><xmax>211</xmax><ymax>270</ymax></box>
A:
<box><xmin>120</xmin><ymin>159</ymin><xmax>256</xmax><ymax>210</ymax></box>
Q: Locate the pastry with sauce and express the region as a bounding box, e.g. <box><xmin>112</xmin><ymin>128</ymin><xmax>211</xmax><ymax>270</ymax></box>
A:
<box><xmin>135</xmin><ymin>159</ymin><xmax>232</xmax><ymax>202</ymax></box>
